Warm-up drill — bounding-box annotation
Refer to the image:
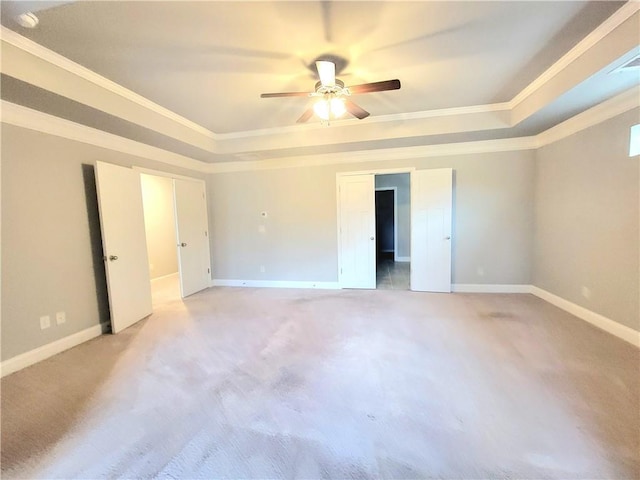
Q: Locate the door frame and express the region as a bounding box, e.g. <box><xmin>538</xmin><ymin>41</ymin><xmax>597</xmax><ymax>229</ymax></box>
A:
<box><xmin>135</xmin><ymin>167</ymin><xmax>211</xmax><ymax>295</ymax></box>
<box><xmin>134</xmin><ymin>166</ymin><xmax>202</xmax><ymax>183</ymax></box>
<box><xmin>374</xmin><ymin>187</ymin><xmax>398</xmax><ymax>262</ymax></box>
<box><xmin>336</xmin><ymin>168</ymin><xmax>414</xmax><ymax>288</ymax></box>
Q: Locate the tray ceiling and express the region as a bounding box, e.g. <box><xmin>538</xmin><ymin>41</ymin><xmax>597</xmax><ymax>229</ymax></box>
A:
<box><xmin>1</xmin><ymin>1</ymin><xmax>638</xmax><ymax>165</ymax></box>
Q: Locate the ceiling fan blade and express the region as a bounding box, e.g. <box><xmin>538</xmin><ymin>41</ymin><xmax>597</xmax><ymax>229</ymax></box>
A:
<box><xmin>316</xmin><ymin>60</ymin><xmax>336</xmax><ymax>87</ymax></box>
<box><xmin>260</xmin><ymin>91</ymin><xmax>312</xmax><ymax>98</ymax></box>
<box><xmin>296</xmin><ymin>108</ymin><xmax>314</xmax><ymax>123</ymax></box>
<box><xmin>344</xmin><ymin>99</ymin><xmax>370</xmax><ymax>120</ymax></box>
<box><xmin>348</xmin><ymin>79</ymin><xmax>401</xmax><ymax>94</ymax></box>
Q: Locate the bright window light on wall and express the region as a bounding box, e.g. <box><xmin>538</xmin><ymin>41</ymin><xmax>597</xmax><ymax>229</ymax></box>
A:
<box><xmin>630</xmin><ymin>124</ymin><xmax>640</xmax><ymax>157</ymax></box>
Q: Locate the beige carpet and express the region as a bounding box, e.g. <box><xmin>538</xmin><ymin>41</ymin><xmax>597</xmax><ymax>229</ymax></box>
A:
<box><xmin>2</xmin><ymin>288</ymin><xmax>638</xmax><ymax>479</ymax></box>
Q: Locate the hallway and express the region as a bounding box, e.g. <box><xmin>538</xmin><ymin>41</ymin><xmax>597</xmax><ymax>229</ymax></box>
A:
<box><xmin>376</xmin><ymin>255</ymin><xmax>410</xmax><ymax>290</ymax></box>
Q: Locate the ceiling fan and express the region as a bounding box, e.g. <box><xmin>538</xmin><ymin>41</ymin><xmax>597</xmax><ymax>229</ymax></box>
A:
<box><xmin>260</xmin><ymin>60</ymin><xmax>401</xmax><ymax>123</ymax></box>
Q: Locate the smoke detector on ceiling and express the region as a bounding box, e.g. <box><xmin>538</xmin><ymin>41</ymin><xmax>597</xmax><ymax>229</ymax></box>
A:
<box><xmin>15</xmin><ymin>12</ymin><xmax>39</xmax><ymax>29</ymax></box>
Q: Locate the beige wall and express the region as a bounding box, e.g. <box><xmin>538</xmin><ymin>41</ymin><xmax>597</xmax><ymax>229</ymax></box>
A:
<box><xmin>375</xmin><ymin>173</ymin><xmax>411</xmax><ymax>259</ymax></box>
<box><xmin>1</xmin><ymin>124</ymin><xmax>204</xmax><ymax>361</ymax></box>
<box><xmin>533</xmin><ymin>108</ymin><xmax>639</xmax><ymax>331</ymax></box>
<box><xmin>208</xmin><ymin>150</ymin><xmax>536</xmax><ymax>285</ymax></box>
<box><xmin>208</xmin><ymin>166</ymin><xmax>338</xmax><ymax>282</ymax></box>
<box><xmin>141</xmin><ymin>174</ymin><xmax>178</xmax><ymax>279</ymax></box>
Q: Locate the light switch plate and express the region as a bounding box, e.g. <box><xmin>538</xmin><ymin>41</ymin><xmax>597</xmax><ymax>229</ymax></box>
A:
<box><xmin>56</xmin><ymin>311</ymin><xmax>66</xmax><ymax>325</ymax></box>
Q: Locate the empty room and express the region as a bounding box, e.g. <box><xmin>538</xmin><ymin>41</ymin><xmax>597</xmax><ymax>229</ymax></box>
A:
<box><xmin>1</xmin><ymin>1</ymin><xmax>639</xmax><ymax>478</ymax></box>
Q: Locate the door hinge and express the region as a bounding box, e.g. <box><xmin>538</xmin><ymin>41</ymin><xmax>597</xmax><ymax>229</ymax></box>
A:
<box><xmin>207</xmin><ymin>268</ymin><xmax>210</xmax><ymax>274</ymax></box>
<box><xmin>340</xmin><ymin>268</ymin><xmax>343</xmax><ymax>274</ymax></box>
<box><xmin>205</xmin><ymin>230</ymin><xmax>208</xmax><ymax>236</ymax></box>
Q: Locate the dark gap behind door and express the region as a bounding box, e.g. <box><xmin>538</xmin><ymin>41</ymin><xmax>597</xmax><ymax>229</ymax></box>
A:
<box><xmin>375</xmin><ymin>190</ymin><xmax>394</xmax><ymax>261</ymax></box>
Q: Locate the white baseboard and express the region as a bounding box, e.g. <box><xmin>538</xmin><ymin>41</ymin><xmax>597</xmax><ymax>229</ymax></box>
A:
<box><xmin>395</xmin><ymin>256</ymin><xmax>411</xmax><ymax>263</ymax></box>
<box><xmin>452</xmin><ymin>284</ymin><xmax>532</xmax><ymax>293</ymax></box>
<box><xmin>530</xmin><ymin>286</ymin><xmax>639</xmax><ymax>347</ymax></box>
<box><xmin>211</xmin><ymin>279</ymin><xmax>340</xmax><ymax>289</ymax></box>
<box><xmin>1</xmin><ymin>323</ymin><xmax>109</xmax><ymax>378</ymax></box>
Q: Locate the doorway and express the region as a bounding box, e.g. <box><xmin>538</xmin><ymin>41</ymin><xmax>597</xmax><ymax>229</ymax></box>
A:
<box><xmin>95</xmin><ymin>162</ymin><xmax>211</xmax><ymax>334</ymax></box>
<box><xmin>139</xmin><ymin>172</ymin><xmax>212</xmax><ymax>306</ymax></box>
<box><xmin>140</xmin><ymin>174</ymin><xmax>181</xmax><ymax>305</ymax></box>
<box><xmin>337</xmin><ymin>168</ymin><xmax>453</xmax><ymax>292</ymax></box>
<box><xmin>375</xmin><ymin>175</ymin><xmax>410</xmax><ymax>290</ymax></box>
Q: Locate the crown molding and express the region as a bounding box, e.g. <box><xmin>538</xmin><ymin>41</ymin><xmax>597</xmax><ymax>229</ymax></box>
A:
<box><xmin>1</xmin><ymin>101</ymin><xmax>209</xmax><ymax>173</ymax></box>
<box><xmin>207</xmin><ymin>137</ymin><xmax>539</xmax><ymax>173</ymax></box>
<box><xmin>510</xmin><ymin>1</ymin><xmax>640</xmax><ymax>109</ymax></box>
<box><xmin>536</xmin><ymin>85</ymin><xmax>640</xmax><ymax>148</ymax></box>
<box><xmin>0</xmin><ymin>25</ymin><xmax>217</xmax><ymax>141</ymax></box>
<box><xmin>217</xmin><ymin>102</ymin><xmax>512</xmax><ymax>140</ymax></box>
<box><xmin>365</xmin><ymin>102</ymin><xmax>512</xmax><ymax>123</ymax></box>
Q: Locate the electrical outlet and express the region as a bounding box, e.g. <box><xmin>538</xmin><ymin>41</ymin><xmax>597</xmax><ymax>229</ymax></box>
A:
<box><xmin>258</xmin><ymin>225</ymin><xmax>266</xmax><ymax>233</ymax></box>
<box><xmin>56</xmin><ymin>311</ymin><xmax>66</xmax><ymax>325</ymax></box>
<box><xmin>40</xmin><ymin>315</ymin><xmax>51</xmax><ymax>330</ymax></box>
<box><xmin>260</xmin><ymin>265</ymin><xmax>266</xmax><ymax>273</ymax></box>
<box><xmin>581</xmin><ymin>286</ymin><xmax>591</xmax><ymax>299</ymax></box>
<box><xmin>477</xmin><ymin>267</ymin><xmax>484</xmax><ymax>277</ymax></box>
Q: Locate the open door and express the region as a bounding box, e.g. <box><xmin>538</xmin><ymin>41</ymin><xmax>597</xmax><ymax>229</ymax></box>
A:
<box><xmin>338</xmin><ymin>174</ymin><xmax>376</xmax><ymax>289</ymax></box>
<box><xmin>95</xmin><ymin>161</ymin><xmax>152</xmax><ymax>333</ymax></box>
<box><xmin>174</xmin><ymin>178</ymin><xmax>211</xmax><ymax>297</ymax></box>
<box><xmin>411</xmin><ymin>168</ymin><xmax>453</xmax><ymax>292</ymax></box>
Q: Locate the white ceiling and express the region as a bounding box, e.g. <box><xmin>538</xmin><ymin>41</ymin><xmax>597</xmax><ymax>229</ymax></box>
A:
<box><xmin>1</xmin><ymin>1</ymin><xmax>638</xmax><ymax>164</ymax></box>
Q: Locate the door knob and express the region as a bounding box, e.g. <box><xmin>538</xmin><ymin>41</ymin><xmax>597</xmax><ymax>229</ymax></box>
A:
<box><xmin>370</xmin><ymin>236</ymin><xmax>375</xmax><ymax>240</ymax></box>
<box><xmin>180</xmin><ymin>242</ymin><xmax>187</xmax><ymax>247</ymax></box>
<box><xmin>109</xmin><ymin>255</ymin><xmax>118</xmax><ymax>261</ymax></box>
<box><xmin>444</xmin><ymin>236</ymin><xmax>451</xmax><ymax>240</ymax></box>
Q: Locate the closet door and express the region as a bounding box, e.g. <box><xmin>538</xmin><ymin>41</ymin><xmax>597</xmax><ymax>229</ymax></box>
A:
<box><xmin>410</xmin><ymin>168</ymin><xmax>453</xmax><ymax>292</ymax></box>
<box><xmin>338</xmin><ymin>174</ymin><xmax>376</xmax><ymax>289</ymax></box>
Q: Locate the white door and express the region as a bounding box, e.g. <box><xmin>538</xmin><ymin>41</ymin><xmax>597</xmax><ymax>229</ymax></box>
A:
<box><xmin>338</xmin><ymin>174</ymin><xmax>376</xmax><ymax>288</ymax></box>
<box><xmin>174</xmin><ymin>178</ymin><xmax>211</xmax><ymax>297</ymax></box>
<box><xmin>95</xmin><ymin>161</ymin><xmax>152</xmax><ymax>333</ymax></box>
<box><xmin>411</xmin><ymin>168</ymin><xmax>453</xmax><ymax>292</ymax></box>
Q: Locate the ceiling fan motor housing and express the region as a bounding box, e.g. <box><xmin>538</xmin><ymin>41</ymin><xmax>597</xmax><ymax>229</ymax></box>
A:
<box><xmin>314</xmin><ymin>79</ymin><xmax>346</xmax><ymax>94</ymax></box>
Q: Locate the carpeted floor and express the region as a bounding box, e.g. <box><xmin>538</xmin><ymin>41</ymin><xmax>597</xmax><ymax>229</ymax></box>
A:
<box><xmin>1</xmin><ymin>287</ymin><xmax>638</xmax><ymax>479</ymax></box>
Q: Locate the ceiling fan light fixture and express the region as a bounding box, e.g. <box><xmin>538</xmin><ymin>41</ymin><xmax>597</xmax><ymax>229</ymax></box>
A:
<box><xmin>260</xmin><ymin>60</ymin><xmax>398</xmax><ymax>123</ymax></box>
<box><xmin>314</xmin><ymin>97</ymin><xmax>346</xmax><ymax>120</ymax></box>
